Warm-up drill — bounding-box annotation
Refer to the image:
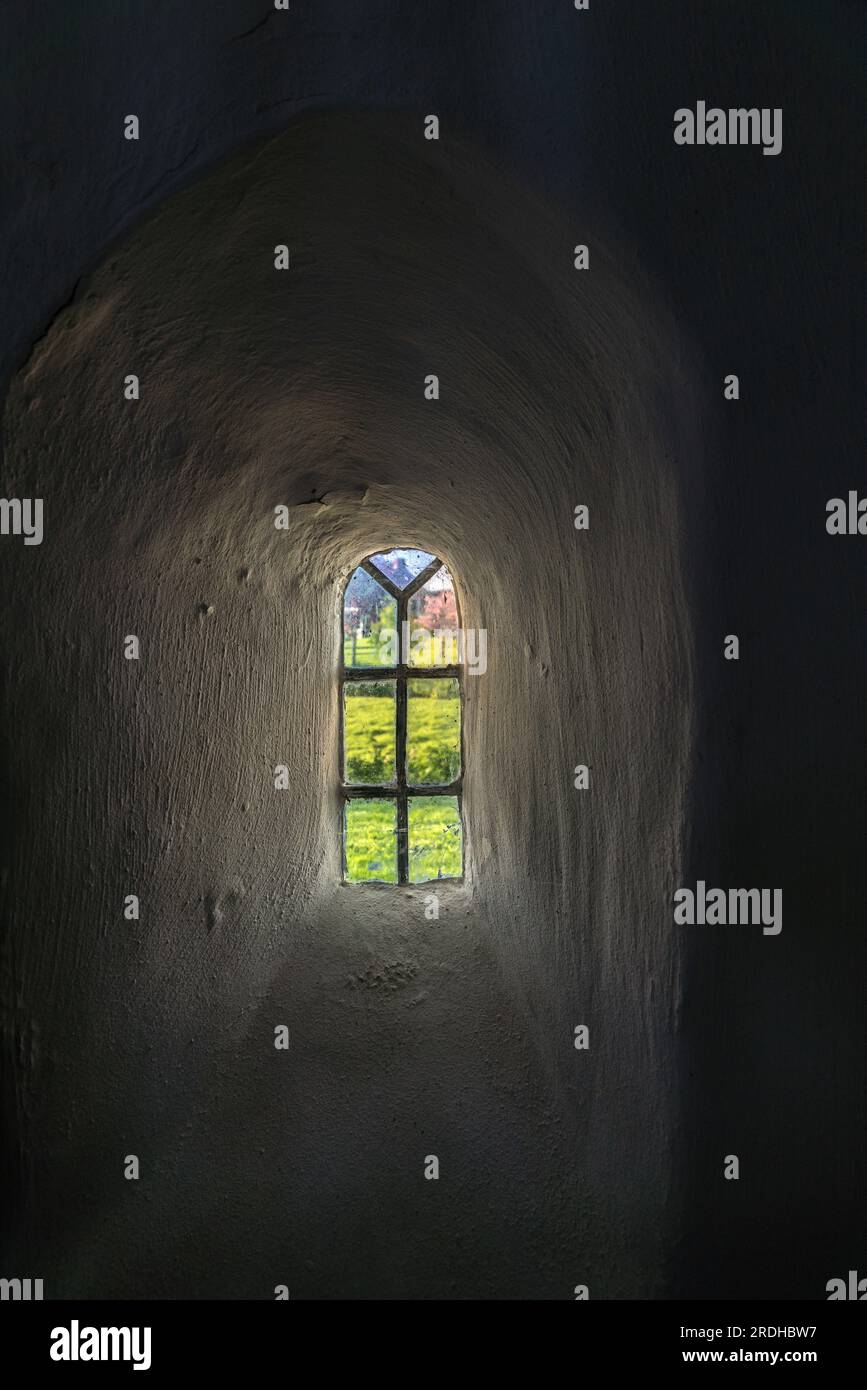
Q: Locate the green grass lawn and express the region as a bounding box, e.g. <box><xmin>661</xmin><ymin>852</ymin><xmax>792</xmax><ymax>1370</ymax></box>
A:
<box><xmin>408</xmin><ymin>796</ymin><xmax>463</xmax><ymax>882</ymax></box>
<box><xmin>342</xmin><ymin>682</ymin><xmax>462</xmax><ymax>881</ymax></box>
<box><xmin>343</xmin><ymin>634</ymin><xmax>383</xmax><ymax>666</ymax></box>
<box><xmin>344</xmin><ymin>796</ymin><xmax>462</xmax><ymax>883</ymax></box>
<box><xmin>343</xmin><ymin>628</ymin><xmax>460</xmax><ymax>668</ymax></box>
<box><xmin>344</xmin><ymin>799</ymin><xmax>397</xmax><ymax>881</ymax></box>
<box><xmin>343</xmin><ymin>683</ymin><xmax>397</xmax><ymax>783</ymax></box>
<box><xmin>343</xmin><ymin>683</ymin><xmax>460</xmax><ymax>785</ymax></box>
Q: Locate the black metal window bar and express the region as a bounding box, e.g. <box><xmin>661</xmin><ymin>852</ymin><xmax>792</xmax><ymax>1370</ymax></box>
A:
<box><xmin>340</xmin><ymin>553</ymin><xmax>463</xmax><ymax>883</ymax></box>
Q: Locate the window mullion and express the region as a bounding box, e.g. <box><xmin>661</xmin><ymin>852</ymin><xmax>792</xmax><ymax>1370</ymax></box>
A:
<box><xmin>396</xmin><ymin>591</ymin><xmax>409</xmax><ymax>882</ymax></box>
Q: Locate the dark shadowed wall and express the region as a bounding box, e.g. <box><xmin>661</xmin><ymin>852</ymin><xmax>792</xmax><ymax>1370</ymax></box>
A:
<box><xmin>1</xmin><ymin>1</ymin><xmax>865</xmax><ymax>1299</ymax></box>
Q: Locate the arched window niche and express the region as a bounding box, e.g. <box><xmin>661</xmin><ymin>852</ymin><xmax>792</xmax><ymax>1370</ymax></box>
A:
<box><xmin>340</xmin><ymin>548</ymin><xmax>464</xmax><ymax>884</ymax></box>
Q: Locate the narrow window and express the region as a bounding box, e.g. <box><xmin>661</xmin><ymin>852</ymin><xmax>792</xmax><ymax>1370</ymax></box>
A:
<box><xmin>341</xmin><ymin>548</ymin><xmax>464</xmax><ymax>883</ymax></box>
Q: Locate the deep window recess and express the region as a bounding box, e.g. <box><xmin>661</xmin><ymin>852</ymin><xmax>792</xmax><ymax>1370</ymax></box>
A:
<box><xmin>341</xmin><ymin>549</ymin><xmax>463</xmax><ymax>883</ymax></box>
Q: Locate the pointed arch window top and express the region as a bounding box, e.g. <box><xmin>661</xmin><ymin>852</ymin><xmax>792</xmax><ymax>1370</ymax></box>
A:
<box><xmin>368</xmin><ymin>548</ymin><xmax>437</xmax><ymax>592</ymax></box>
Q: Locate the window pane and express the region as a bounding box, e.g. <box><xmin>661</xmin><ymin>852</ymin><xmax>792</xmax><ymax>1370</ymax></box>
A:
<box><xmin>407</xmin><ymin>565</ymin><xmax>459</xmax><ymax>666</ymax></box>
<box><xmin>343</xmin><ymin>681</ymin><xmax>396</xmax><ymax>784</ymax></box>
<box><xmin>406</xmin><ymin>678</ymin><xmax>460</xmax><ymax>785</ymax></box>
<box><xmin>343</xmin><ymin>567</ymin><xmax>397</xmax><ymax>667</ymax></box>
<box><xmin>344</xmin><ymin>799</ymin><xmax>397</xmax><ymax>883</ymax></box>
<box><xmin>408</xmin><ymin>796</ymin><xmax>462</xmax><ymax>882</ymax></box>
<box><xmin>369</xmin><ymin>548</ymin><xmax>436</xmax><ymax>591</ymax></box>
